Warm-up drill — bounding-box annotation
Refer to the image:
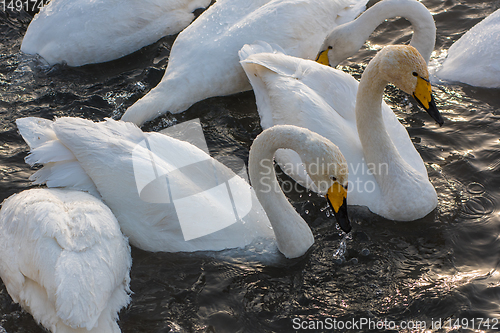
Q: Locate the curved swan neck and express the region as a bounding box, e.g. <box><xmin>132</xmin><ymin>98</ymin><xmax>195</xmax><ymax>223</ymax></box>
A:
<box><xmin>347</xmin><ymin>0</ymin><xmax>435</xmax><ymax>63</ymax></box>
<box><xmin>248</xmin><ymin>126</ymin><xmax>314</xmax><ymax>258</ymax></box>
<box><xmin>355</xmin><ymin>55</ymin><xmax>402</xmax><ymax>184</ymax></box>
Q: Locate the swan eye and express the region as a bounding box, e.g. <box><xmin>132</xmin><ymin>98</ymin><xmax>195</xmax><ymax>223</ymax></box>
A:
<box><xmin>330</xmin><ymin>176</ymin><xmax>337</xmax><ymax>181</ymax></box>
<box><xmin>328</xmin><ymin>46</ymin><xmax>333</xmax><ymax>50</ymax></box>
<box><xmin>412</xmin><ymin>72</ymin><xmax>418</xmax><ymax>77</ymax></box>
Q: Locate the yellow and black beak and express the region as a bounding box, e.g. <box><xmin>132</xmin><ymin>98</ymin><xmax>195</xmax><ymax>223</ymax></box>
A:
<box><xmin>413</xmin><ymin>75</ymin><xmax>444</xmax><ymax>126</ymax></box>
<box><xmin>325</xmin><ymin>182</ymin><xmax>351</xmax><ymax>233</ymax></box>
<box><xmin>316</xmin><ymin>49</ymin><xmax>330</xmax><ymax>66</ymax></box>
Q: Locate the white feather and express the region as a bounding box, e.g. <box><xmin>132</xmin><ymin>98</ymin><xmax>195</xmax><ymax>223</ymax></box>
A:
<box><xmin>0</xmin><ymin>188</ymin><xmax>132</xmax><ymax>333</ymax></box>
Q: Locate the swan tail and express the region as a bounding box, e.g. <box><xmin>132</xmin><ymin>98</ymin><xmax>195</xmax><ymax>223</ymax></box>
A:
<box><xmin>121</xmin><ymin>83</ymin><xmax>183</xmax><ymax>126</ymax></box>
<box><xmin>334</xmin><ymin>0</ymin><xmax>368</xmax><ymax>26</ymax></box>
<box><xmin>240</xmin><ymin>42</ymin><xmax>307</xmax><ymax>129</ymax></box>
<box><xmin>16</xmin><ymin>117</ymin><xmax>100</xmax><ymax>197</ymax></box>
<box><xmin>16</xmin><ymin>117</ymin><xmax>57</xmax><ymax>149</ymax></box>
<box><xmin>238</xmin><ymin>41</ymin><xmax>287</xmax><ymax>60</ymax></box>
<box><xmin>239</xmin><ymin>42</ymin><xmax>304</xmax><ymax>79</ymax></box>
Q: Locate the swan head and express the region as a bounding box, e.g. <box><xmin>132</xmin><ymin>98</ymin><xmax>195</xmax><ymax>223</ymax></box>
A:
<box><xmin>316</xmin><ymin>24</ymin><xmax>365</xmax><ymax>67</ymax></box>
<box><xmin>299</xmin><ymin>134</ymin><xmax>351</xmax><ymax>233</ymax></box>
<box><xmin>376</xmin><ymin>45</ymin><xmax>444</xmax><ymax>126</ymax></box>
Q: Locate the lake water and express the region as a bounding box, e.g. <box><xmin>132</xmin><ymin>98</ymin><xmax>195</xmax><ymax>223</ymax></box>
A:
<box><xmin>1</xmin><ymin>0</ymin><xmax>499</xmax><ymax>332</ymax></box>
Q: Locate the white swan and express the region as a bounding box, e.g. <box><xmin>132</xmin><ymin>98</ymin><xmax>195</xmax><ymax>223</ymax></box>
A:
<box><xmin>0</xmin><ymin>188</ymin><xmax>131</xmax><ymax>333</ymax></box>
<box><xmin>21</xmin><ymin>0</ymin><xmax>211</xmax><ymax>66</ymax></box>
<box><xmin>316</xmin><ymin>0</ymin><xmax>436</xmax><ymax>66</ymax></box>
<box><xmin>120</xmin><ymin>0</ymin><xmax>369</xmax><ymax>126</ymax></box>
<box><xmin>240</xmin><ymin>42</ymin><xmax>444</xmax><ymax>221</ymax></box>
<box><xmin>434</xmin><ymin>8</ymin><xmax>500</xmax><ymax>88</ymax></box>
<box><xmin>16</xmin><ymin>118</ymin><xmax>350</xmax><ymax>258</ymax></box>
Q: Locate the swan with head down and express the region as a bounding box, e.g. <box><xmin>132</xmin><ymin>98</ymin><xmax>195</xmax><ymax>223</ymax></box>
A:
<box><xmin>240</xmin><ymin>42</ymin><xmax>443</xmax><ymax>221</ymax></box>
<box><xmin>120</xmin><ymin>0</ymin><xmax>369</xmax><ymax>126</ymax></box>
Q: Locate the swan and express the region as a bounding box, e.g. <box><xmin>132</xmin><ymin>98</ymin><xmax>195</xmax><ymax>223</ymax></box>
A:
<box><xmin>120</xmin><ymin>0</ymin><xmax>369</xmax><ymax>126</ymax></box>
<box><xmin>240</xmin><ymin>42</ymin><xmax>444</xmax><ymax>221</ymax></box>
<box><xmin>21</xmin><ymin>0</ymin><xmax>211</xmax><ymax>67</ymax></box>
<box><xmin>0</xmin><ymin>188</ymin><xmax>131</xmax><ymax>333</ymax></box>
<box><xmin>16</xmin><ymin>118</ymin><xmax>350</xmax><ymax>258</ymax></box>
<box><xmin>316</xmin><ymin>0</ymin><xmax>436</xmax><ymax>66</ymax></box>
<box><xmin>434</xmin><ymin>8</ymin><xmax>500</xmax><ymax>88</ymax></box>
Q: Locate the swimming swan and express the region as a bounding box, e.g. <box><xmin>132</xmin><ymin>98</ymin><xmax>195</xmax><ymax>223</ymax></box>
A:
<box><xmin>21</xmin><ymin>0</ymin><xmax>211</xmax><ymax>66</ymax></box>
<box><xmin>16</xmin><ymin>118</ymin><xmax>350</xmax><ymax>258</ymax></box>
<box><xmin>240</xmin><ymin>43</ymin><xmax>444</xmax><ymax>221</ymax></box>
<box><xmin>120</xmin><ymin>0</ymin><xmax>368</xmax><ymax>126</ymax></box>
<box><xmin>434</xmin><ymin>8</ymin><xmax>500</xmax><ymax>88</ymax></box>
<box><xmin>316</xmin><ymin>0</ymin><xmax>436</xmax><ymax>66</ymax></box>
<box><xmin>0</xmin><ymin>188</ymin><xmax>131</xmax><ymax>333</ymax></box>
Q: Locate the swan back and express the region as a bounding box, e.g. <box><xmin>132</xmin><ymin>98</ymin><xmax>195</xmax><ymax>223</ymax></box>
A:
<box><xmin>0</xmin><ymin>188</ymin><xmax>131</xmax><ymax>332</ymax></box>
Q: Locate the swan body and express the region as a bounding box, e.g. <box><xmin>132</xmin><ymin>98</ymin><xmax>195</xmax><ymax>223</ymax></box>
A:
<box><xmin>21</xmin><ymin>0</ymin><xmax>211</xmax><ymax>66</ymax></box>
<box><xmin>0</xmin><ymin>188</ymin><xmax>131</xmax><ymax>333</ymax></box>
<box><xmin>120</xmin><ymin>0</ymin><xmax>368</xmax><ymax>126</ymax></box>
<box><xmin>17</xmin><ymin>118</ymin><xmax>350</xmax><ymax>258</ymax></box>
<box><xmin>317</xmin><ymin>0</ymin><xmax>436</xmax><ymax>66</ymax></box>
<box><xmin>434</xmin><ymin>8</ymin><xmax>500</xmax><ymax>88</ymax></box>
<box><xmin>16</xmin><ymin>117</ymin><xmax>274</xmax><ymax>253</ymax></box>
<box><xmin>240</xmin><ymin>42</ymin><xmax>443</xmax><ymax>221</ymax></box>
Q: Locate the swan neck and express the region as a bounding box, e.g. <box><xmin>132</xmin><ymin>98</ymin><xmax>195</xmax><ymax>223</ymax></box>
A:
<box><xmin>248</xmin><ymin>127</ymin><xmax>314</xmax><ymax>258</ymax></box>
<box><xmin>353</xmin><ymin>0</ymin><xmax>435</xmax><ymax>62</ymax></box>
<box><xmin>355</xmin><ymin>59</ymin><xmax>400</xmax><ymax>184</ymax></box>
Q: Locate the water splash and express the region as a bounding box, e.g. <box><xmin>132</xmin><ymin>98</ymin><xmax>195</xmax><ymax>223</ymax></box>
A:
<box><xmin>332</xmin><ymin>232</ymin><xmax>351</xmax><ymax>264</ymax></box>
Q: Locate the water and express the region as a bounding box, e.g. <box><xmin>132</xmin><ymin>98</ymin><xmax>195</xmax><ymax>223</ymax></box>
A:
<box><xmin>1</xmin><ymin>0</ymin><xmax>500</xmax><ymax>332</ymax></box>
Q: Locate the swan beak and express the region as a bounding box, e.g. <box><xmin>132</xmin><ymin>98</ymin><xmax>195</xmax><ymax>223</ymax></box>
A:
<box><xmin>316</xmin><ymin>49</ymin><xmax>330</xmax><ymax>66</ymax></box>
<box><xmin>413</xmin><ymin>76</ymin><xmax>444</xmax><ymax>126</ymax></box>
<box><xmin>326</xmin><ymin>182</ymin><xmax>351</xmax><ymax>233</ymax></box>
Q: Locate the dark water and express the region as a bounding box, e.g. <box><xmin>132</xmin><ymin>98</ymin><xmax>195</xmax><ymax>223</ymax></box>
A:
<box><xmin>1</xmin><ymin>0</ymin><xmax>500</xmax><ymax>332</ymax></box>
